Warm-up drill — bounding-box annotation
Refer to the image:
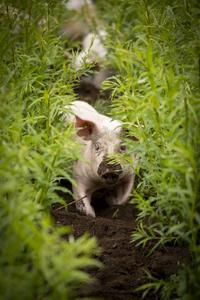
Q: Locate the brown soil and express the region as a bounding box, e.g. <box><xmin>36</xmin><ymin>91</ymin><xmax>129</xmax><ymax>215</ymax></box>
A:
<box><xmin>51</xmin><ymin>191</ymin><xmax>189</xmax><ymax>300</ymax></box>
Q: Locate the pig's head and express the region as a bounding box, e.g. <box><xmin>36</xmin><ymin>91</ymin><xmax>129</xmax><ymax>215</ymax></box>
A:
<box><xmin>74</xmin><ymin>111</ymin><xmax>133</xmax><ymax>185</ymax></box>
<box><xmin>92</xmin><ymin>131</ymin><xmax>125</xmax><ymax>185</ymax></box>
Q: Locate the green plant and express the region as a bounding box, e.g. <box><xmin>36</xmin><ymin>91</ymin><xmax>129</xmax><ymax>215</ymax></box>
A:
<box><xmin>0</xmin><ymin>1</ymin><xmax>101</xmax><ymax>299</ymax></box>
<box><xmin>96</xmin><ymin>0</ymin><xmax>200</xmax><ymax>298</ymax></box>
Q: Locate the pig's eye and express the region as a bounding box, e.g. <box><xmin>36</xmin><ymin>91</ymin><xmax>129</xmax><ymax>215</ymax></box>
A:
<box><xmin>94</xmin><ymin>142</ymin><xmax>101</xmax><ymax>151</ymax></box>
<box><xmin>119</xmin><ymin>144</ymin><xmax>127</xmax><ymax>152</ymax></box>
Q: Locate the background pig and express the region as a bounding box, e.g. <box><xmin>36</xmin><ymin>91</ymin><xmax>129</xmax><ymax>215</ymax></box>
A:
<box><xmin>63</xmin><ymin>0</ymin><xmax>112</xmax><ymax>103</ymax></box>
<box><xmin>73</xmin><ymin>29</ymin><xmax>107</xmax><ymax>70</ymax></box>
<box><xmin>65</xmin><ymin>101</ymin><xmax>138</xmax><ymax>217</ymax></box>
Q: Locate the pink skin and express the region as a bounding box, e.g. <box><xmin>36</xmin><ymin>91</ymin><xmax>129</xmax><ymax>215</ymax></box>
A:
<box><xmin>65</xmin><ymin>101</ymin><xmax>138</xmax><ymax>217</ymax></box>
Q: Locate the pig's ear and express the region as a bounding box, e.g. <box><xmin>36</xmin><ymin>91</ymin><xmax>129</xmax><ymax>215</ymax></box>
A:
<box><xmin>75</xmin><ymin>116</ymin><xmax>96</xmax><ymax>140</ymax></box>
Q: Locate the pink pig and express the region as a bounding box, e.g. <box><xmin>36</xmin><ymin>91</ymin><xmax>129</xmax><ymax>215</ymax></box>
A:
<box><xmin>65</xmin><ymin>101</ymin><xmax>138</xmax><ymax>217</ymax></box>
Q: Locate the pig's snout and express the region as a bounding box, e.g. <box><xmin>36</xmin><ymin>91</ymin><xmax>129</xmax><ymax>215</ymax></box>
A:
<box><xmin>97</xmin><ymin>159</ymin><xmax>123</xmax><ymax>184</ymax></box>
<box><xmin>102</xmin><ymin>172</ymin><xmax>120</xmax><ymax>182</ymax></box>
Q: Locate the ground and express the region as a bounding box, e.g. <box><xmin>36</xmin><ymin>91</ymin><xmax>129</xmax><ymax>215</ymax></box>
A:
<box><xmin>51</xmin><ymin>190</ymin><xmax>189</xmax><ymax>300</ymax></box>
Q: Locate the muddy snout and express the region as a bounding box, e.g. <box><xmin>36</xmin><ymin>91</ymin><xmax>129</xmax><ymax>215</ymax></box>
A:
<box><xmin>97</xmin><ymin>159</ymin><xmax>123</xmax><ymax>184</ymax></box>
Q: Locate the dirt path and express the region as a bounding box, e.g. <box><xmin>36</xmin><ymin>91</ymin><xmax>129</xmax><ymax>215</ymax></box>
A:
<box><xmin>52</xmin><ymin>199</ymin><xmax>189</xmax><ymax>300</ymax></box>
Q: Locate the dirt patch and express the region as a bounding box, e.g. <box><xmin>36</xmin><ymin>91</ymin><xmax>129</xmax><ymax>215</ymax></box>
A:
<box><xmin>51</xmin><ymin>195</ymin><xmax>189</xmax><ymax>300</ymax></box>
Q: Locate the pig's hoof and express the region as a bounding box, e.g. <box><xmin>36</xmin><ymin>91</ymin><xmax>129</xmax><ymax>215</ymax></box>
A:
<box><xmin>76</xmin><ymin>206</ymin><xmax>96</xmax><ymax>218</ymax></box>
<box><xmin>86</xmin><ymin>209</ymin><xmax>96</xmax><ymax>218</ymax></box>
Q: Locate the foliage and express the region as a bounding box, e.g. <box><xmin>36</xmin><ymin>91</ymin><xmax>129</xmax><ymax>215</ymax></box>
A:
<box><xmin>1</xmin><ymin>0</ymin><xmax>200</xmax><ymax>299</ymax></box>
<box><xmin>0</xmin><ymin>1</ymin><xmax>101</xmax><ymax>299</ymax></box>
<box><xmin>96</xmin><ymin>0</ymin><xmax>200</xmax><ymax>298</ymax></box>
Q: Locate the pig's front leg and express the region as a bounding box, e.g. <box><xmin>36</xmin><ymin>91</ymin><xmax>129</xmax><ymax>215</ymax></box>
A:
<box><xmin>106</xmin><ymin>175</ymin><xmax>134</xmax><ymax>205</ymax></box>
<box><xmin>73</xmin><ymin>182</ymin><xmax>95</xmax><ymax>217</ymax></box>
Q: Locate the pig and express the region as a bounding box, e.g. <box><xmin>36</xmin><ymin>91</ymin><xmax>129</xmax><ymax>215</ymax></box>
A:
<box><xmin>73</xmin><ymin>29</ymin><xmax>107</xmax><ymax>70</ymax></box>
<box><xmin>64</xmin><ymin>0</ymin><xmax>108</xmax><ymax>73</ymax></box>
<box><xmin>63</xmin><ymin>0</ymin><xmax>112</xmax><ymax>102</ymax></box>
<box><xmin>65</xmin><ymin>101</ymin><xmax>138</xmax><ymax>217</ymax></box>
<box><xmin>65</xmin><ymin>0</ymin><xmax>93</xmax><ymax>11</ymax></box>
<box><xmin>62</xmin><ymin>0</ymin><xmax>95</xmax><ymax>41</ymax></box>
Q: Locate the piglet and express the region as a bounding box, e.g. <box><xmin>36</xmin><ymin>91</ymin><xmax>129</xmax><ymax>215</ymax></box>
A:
<box><xmin>65</xmin><ymin>101</ymin><xmax>138</xmax><ymax>217</ymax></box>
